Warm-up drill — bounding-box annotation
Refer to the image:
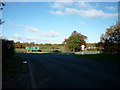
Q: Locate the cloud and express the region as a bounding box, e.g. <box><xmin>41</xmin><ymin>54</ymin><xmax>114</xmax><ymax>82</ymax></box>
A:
<box><xmin>7</xmin><ymin>21</ymin><xmax>14</xmax><ymax>25</ymax></box>
<box><xmin>105</xmin><ymin>6</ymin><xmax>117</xmax><ymax>10</ymax></box>
<box><xmin>51</xmin><ymin>1</ymin><xmax>92</xmax><ymax>10</ymax></box>
<box><xmin>13</xmin><ymin>34</ymin><xmax>22</xmax><ymax>40</ymax></box>
<box><xmin>7</xmin><ymin>21</ymin><xmax>40</xmax><ymax>32</ymax></box>
<box><xmin>80</xmin><ymin>22</ymin><xmax>86</xmax><ymax>25</ymax></box>
<box><xmin>51</xmin><ymin>2</ymin><xmax>63</xmax><ymax>9</ymax></box>
<box><xmin>42</xmin><ymin>31</ymin><xmax>60</xmax><ymax>37</ymax></box>
<box><xmin>25</xmin><ymin>36</ymin><xmax>33</xmax><ymax>40</ymax></box>
<box><xmin>20</xmin><ymin>25</ymin><xmax>39</xmax><ymax>32</ymax></box>
<box><xmin>76</xmin><ymin>2</ymin><xmax>93</xmax><ymax>9</ymax></box>
<box><xmin>3</xmin><ymin>0</ymin><xmax>120</xmax><ymax>2</ymax></box>
<box><xmin>7</xmin><ymin>21</ymin><xmax>19</xmax><ymax>30</ymax></box>
<box><xmin>65</xmin><ymin>8</ymin><xmax>80</xmax><ymax>15</ymax></box>
<box><xmin>80</xmin><ymin>9</ymin><xmax>117</xmax><ymax>18</ymax></box>
<box><xmin>51</xmin><ymin>0</ymin><xmax>74</xmax><ymax>9</ymax></box>
<box><xmin>12</xmin><ymin>34</ymin><xmax>49</xmax><ymax>43</ymax></box>
<box><xmin>81</xmin><ymin>9</ymin><xmax>105</xmax><ymax>18</ymax></box>
<box><xmin>0</xmin><ymin>35</ymin><xmax>6</xmax><ymax>39</ymax></box>
<box><xmin>23</xmin><ymin>37</ymin><xmax>55</xmax><ymax>44</ymax></box>
<box><xmin>64</xmin><ymin>8</ymin><xmax>117</xmax><ymax>18</ymax></box>
<box><xmin>102</xmin><ymin>13</ymin><xmax>118</xmax><ymax>18</ymax></box>
<box><xmin>13</xmin><ymin>34</ymin><xmax>37</xmax><ymax>41</ymax></box>
<box><xmin>95</xmin><ymin>3</ymin><xmax>99</xmax><ymax>8</ymax></box>
<box><xmin>50</xmin><ymin>11</ymin><xmax>64</xmax><ymax>16</ymax></box>
<box><xmin>50</xmin><ymin>2</ymin><xmax>117</xmax><ymax>18</ymax></box>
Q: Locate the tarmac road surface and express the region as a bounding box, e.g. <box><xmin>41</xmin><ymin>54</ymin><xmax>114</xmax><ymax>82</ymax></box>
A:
<box><xmin>16</xmin><ymin>53</ymin><xmax>120</xmax><ymax>88</ymax></box>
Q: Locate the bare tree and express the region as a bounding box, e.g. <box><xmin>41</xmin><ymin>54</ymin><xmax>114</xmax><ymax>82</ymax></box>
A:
<box><xmin>0</xmin><ymin>2</ymin><xmax>5</xmax><ymax>25</ymax></box>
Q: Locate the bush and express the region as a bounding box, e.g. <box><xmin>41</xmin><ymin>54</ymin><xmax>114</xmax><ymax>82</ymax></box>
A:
<box><xmin>52</xmin><ymin>50</ymin><xmax>61</xmax><ymax>52</ymax></box>
<box><xmin>38</xmin><ymin>50</ymin><xmax>42</xmax><ymax>52</ymax></box>
<box><xmin>2</xmin><ymin>39</ymin><xmax>15</xmax><ymax>59</ymax></box>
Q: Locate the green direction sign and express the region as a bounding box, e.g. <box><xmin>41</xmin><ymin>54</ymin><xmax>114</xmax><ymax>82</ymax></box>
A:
<box><xmin>26</xmin><ymin>46</ymin><xmax>39</xmax><ymax>50</ymax></box>
<box><xmin>32</xmin><ymin>46</ymin><xmax>39</xmax><ymax>50</ymax></box>
<box><xmin>26</xmin><ymin>47</ymin><xmax>31</xmax><ymax>50</ymax></box>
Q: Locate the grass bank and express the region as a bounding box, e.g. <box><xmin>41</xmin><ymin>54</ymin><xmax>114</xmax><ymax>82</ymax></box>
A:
<box><xmin>2</xmin><ymin>56</ymin><xmax>31</xmax><ymax>88</ymax></box>
<box><xmin>15</xmin><ymin>48</ymin><xmax>65</xmax><ymax>53</ymax></box>
<box><xmin>3</xmin><ymin>56</ymin><xmax>25</xmax><ymax>75</ymax></box>
<box><xmin>15</xmin><ymin>48</ymin><xmax>27</xmax><ymax>53</ymax></box>
<box><xmin>75</xmin><ymin>53</ymin><xmax>119</xmax><ymax>63</ymax></box>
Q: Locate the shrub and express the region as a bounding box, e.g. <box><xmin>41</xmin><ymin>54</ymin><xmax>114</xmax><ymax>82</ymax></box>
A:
<box><xmin>52</xmin><ymin>50</ymin><xmax>61</xmax><ymax>52</ymax></box>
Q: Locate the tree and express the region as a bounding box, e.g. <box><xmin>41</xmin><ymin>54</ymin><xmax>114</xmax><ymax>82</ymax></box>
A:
<box><xmin>23</xmin><ymin>42</ymin><xmax>29</xmax><ymax>48</ymax></box>
<box><xmin>95</xmin><ymin>42</ymin><xmax>104</xmax><ymax>51</ymax></box>
<box><xmin>63</xmin><ymin>31</ymin><xmax>87</xmax><ymax>52</ymax></box>
<box><xmin>86</xmin><ymin>43</ymin><xmax>97</xmax><ymax>51</ymax></box>
<box><xmin>15</xmin><ymin>41</ymin><xmax>22</xmax><ymax>48</ymax></box>
<box><xmin>44</xmin><ymin>43</ymin><xmax>52</xmax><ymax>49</ymax></box>
<box><xmin>29</xmin><ymin>42</ymin><xmax>35</xmax><ymax>46</ymax></box>
<box><xmin>2</xmin><ymin>39</ymin><xmax>15</xmax><ymax>59</ymax></box>
<box><xmin>100</xmin><ymin>21</ymin><xmax>120</xmax><ymax>54</ymax></box>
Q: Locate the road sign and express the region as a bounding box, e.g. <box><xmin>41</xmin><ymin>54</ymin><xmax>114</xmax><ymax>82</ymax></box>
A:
<box><xmin>26</xmin><ymin>46</ymin><xmax>39</xmax><ymax>50</ymax></box>
<box><xmin>81</xmin><ymin>45</ymin><xmax>85</xmax><ymax>50</ymax></box>
<box><xmin>26</xmin><ymin>47</ymin><xmax>31</xmax><ymax>50</ymax></box>
<box><xmin>32</xmin><ymin>46</ymin><xmax>39</xmax><ymax>50</ymax></box>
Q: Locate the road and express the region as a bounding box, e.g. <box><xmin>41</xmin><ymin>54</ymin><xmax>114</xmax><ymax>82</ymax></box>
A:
<box><xmin>16</xmin><ymin>53</ymin><xmax>119</xmax><ymax>88</ymax></box>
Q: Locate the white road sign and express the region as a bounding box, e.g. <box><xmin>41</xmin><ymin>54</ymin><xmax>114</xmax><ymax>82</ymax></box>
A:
<box><xmin>81</xmin><ymin>45</ymin><xmax>85</xmax><ymax>50</ymax></box>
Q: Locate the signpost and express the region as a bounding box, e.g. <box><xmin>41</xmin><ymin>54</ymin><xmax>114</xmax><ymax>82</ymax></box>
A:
<box><xmin>26</xmin><ymin>46</ymin><xmax>39</xmax><ymax>52</ymax></box>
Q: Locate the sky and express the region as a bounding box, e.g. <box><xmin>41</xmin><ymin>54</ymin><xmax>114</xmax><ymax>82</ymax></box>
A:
<box><xmin>1</xmin><ymin>1</ymin><xmax>118</xmax><ymax>44</ymax></box>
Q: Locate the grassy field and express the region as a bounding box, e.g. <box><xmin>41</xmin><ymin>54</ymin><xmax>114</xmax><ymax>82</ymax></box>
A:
<box><xmin>15</xmin><ymin>48</ymin><xmax>27</xmax><ymax>53</ymax></box>
<box><xmin>15</xmin><ymin>48</ymin><xmax>66</xmax><ymax>53</ymax></box>
<box><xmin>75</xmin><ymin>53</ymin><xmax>119</xmax><ymax>62</ymax></box>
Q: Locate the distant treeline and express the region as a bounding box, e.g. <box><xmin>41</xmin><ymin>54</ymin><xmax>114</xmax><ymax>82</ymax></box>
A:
<box><xmin>14</xmin><ymin>42</ymin><xmax>64</xmax><ymax>50</ymax></box>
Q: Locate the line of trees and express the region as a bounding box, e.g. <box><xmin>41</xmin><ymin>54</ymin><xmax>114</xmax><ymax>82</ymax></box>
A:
<box><xmin>14</xmin><ymin>41</ymin><xmax>64</xmax><ymax>50</ymax></box>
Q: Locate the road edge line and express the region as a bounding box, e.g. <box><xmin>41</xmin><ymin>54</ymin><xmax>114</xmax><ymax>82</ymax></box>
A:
<box><xmin>27</xmin><ymin>58</ymin><xmax>37</xmax><ymax>88</ymax></box>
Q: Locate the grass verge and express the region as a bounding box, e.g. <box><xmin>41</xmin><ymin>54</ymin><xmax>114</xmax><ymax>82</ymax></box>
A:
<box><xmin>2</xmin><ymin>56</ymin><xmax>31</xmax><ymax>88</ymax></box>
<box><xmin>2</xmin><ymin>56</ymin><xmax>25</xmax><ymax>75</ymax></box>
<box><xmin>75</xmin><ymin>53</ymin><xmax>120</xmax><ymax>63</ymax></box>
<box><xmin>15</xmin><ymin>48</ymin><xmax>27</xmax><ymax>53</ymax></box>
